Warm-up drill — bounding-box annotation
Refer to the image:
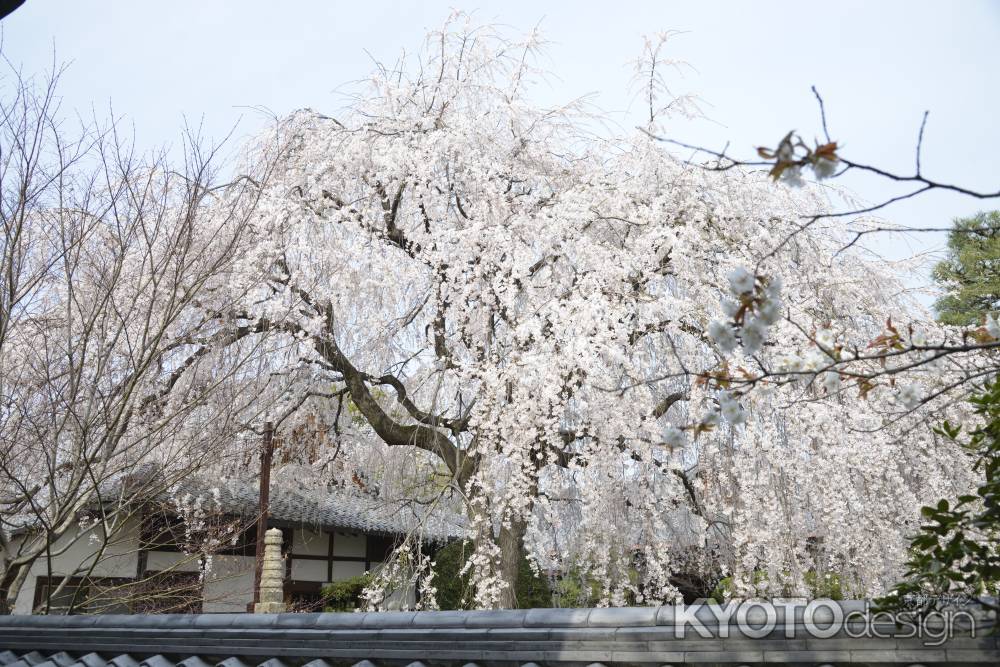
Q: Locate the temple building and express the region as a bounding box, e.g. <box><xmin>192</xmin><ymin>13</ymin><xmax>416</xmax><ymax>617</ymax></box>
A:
<box><xmin>3</xmin><ymin>476</ymin><xmax>463</xmax><ymax>614</ymax></box>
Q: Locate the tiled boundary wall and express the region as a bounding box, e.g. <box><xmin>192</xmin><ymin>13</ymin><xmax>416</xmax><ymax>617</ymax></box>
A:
<box><xmin>0</xmin><ymin>602</ymin><xmax>997</xmax><ymax>666</ymax></box>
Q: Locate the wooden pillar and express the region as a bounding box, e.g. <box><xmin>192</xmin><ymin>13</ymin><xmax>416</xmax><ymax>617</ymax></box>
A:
<box><xmin>252</xmin><ymin>422</ymin><xmax>274</xmax><ymax>606</ymax></box>
<box><xmin>327</xmin><ymin>531</ymin><xmax>334</xmax><ymax>582</ymax></box>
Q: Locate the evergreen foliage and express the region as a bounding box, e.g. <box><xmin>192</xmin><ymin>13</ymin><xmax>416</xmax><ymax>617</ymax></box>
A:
<box><xmin>880</xmin><ymin>380</ymin><xmax>1000</xmax><ymax>616</ymax></box>
<box><xmin>432</xmin><ymin>540</ymin><xmax>552</xmax><ymax>609</ymax></box>
<box><xmin>933</xmin><ymin>211</ymin><xmax>1000</xmax><ymax>325</ymax></box>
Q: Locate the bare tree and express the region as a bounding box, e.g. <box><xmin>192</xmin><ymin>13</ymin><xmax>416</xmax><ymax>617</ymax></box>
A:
<box><xmin>0</xmin><ymin>62</ymin><xmax>276</xmax><ymax>613</ymax></box>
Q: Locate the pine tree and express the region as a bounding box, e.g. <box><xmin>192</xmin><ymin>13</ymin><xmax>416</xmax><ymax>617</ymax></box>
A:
<box><xmin>933</xmin><ymin>211</ymin><xmax>1000</xmax><ymax>325</ymax></box>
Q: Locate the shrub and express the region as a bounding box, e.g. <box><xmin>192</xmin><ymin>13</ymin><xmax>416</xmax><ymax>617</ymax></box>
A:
<box><xmin>321</xmin><ymin>572</ymin><xmax>373</xmax><ymax>612</ymax></box>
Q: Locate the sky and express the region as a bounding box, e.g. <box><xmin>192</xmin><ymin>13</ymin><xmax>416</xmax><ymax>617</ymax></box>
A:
<box><xmin>4</xmin><ymin>0</ymin><xmax>999</xmax><ymax>299</ymax></box>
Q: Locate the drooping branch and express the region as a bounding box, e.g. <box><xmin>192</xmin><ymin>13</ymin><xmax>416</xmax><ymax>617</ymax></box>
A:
<box><xmin>651</xmin><ymin>391</ymin><xmax>687</xmax><ymax>419</ymax></box>
<box><xmin>368</xmin><ymin>372</ymin><xmax>469</xmax><ymax>435</ymax></box>
<box><xmin>316</xmin><ymin>331</ymin><xmax>474</xmax><ymax>483</ymax></box>
<box><xmin>250</xmin><ymin>298</ymin><xmax>475</xmax><ymax>483</ymax></box>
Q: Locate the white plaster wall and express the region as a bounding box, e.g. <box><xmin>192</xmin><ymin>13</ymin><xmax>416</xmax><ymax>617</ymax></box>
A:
<box><xmin>332</xmin><ymin>531</ymin><xmax>365</xmax><ymax>557</ymax></box>
<box><xmin>330</xmin><ymin>560</ymin><xmax>366</xmax><ymax>581</ymax></box>
<box><xmin>145</xmin><ymin>550</ymin><xmax>201</xmax><ymax>573</ymax></box>
<box><xmin>5</xmin><ymin>518</ymin><xmax>416</xmax><ymax>614</ymax></box>
<box><xmin>9</xmin><ymin>516</ymin><xmax>141</xmax><ymax>614</ymax></box>
<box><xmin>202</xmin><ymin>554</ymin><xmax>255</xmax><ymax>613</ymax></box>
<box><xmin>291</xmin><ymin>528</ymin><xmax>328</xmax><ymax>556</ymax></box>
<box><xmin>290</xmin><ymin>558</ymin><xmax>326</xmax><ymax>581</ymax></box>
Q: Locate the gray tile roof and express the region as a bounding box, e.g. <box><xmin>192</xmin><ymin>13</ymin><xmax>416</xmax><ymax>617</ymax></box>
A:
<box><xmin>0</xmin><ymin>603</ymin><xmax>996</xmax><ymax>666</ymax></box>
<box><xmin>7</xmin><ymin>468</ymin><xmax>465</xmax><ymax>542</ymax></box>
<box><xmin>167</xmin><ymin>475</ymin><xmax>465</xmax><ymax>541</ymax></box>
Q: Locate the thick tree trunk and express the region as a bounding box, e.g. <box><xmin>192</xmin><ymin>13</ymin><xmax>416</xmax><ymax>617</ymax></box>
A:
<box><xmin>0</xmin><ymin>564</ymin><xmax>28</xmax><ymax>614</ymax></box>
<box><xmin>464</xmin><ymin>497</ymin><xmax>526</xmax><ymax>609</ymax></box>
<box><xmin>497</xmin><ymin>518</ymin><xmax>526</xmax><ymax>609</ymax></box>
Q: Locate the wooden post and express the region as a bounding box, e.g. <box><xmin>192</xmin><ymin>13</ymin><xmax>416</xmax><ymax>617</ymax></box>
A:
<box><xmin>252</xmin><ymin>421</ymin><xmax>274</xmax><ymax>606</ymax></box>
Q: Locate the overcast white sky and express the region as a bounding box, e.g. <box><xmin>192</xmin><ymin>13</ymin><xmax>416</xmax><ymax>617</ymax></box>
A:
<box><xmin>4</xmin><ymin>1</ymin><xmax>999</xmax><ymax>298</ymax></box>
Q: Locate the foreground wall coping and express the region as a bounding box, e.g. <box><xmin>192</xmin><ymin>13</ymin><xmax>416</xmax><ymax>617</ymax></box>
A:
<box><xmin>0</xmin><ymin>601</ymin><xmax>996</xmax><ymax>666</ymax></box>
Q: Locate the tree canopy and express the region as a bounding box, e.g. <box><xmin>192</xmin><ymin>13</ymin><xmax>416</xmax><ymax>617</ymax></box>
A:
<box><xmin>5</xmin><ymin>12</ymin><xmax>998</xmax><ymax>613</ymax></box>
<box><xmin>933</xmin><ymin>211</ymin><xmax>1000</xmax><ymax>326</ymax></box>
<box><xmin>204</xmin><ymin>15</ymin><xmax>975</xmax><ymax>607</ymax></box>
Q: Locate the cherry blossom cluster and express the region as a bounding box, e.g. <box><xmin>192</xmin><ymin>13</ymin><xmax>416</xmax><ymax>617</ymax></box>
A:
<box><xmin>757</xmin><ymin>132</ymin><xmax>841</xmax><ymax>188</ymax></box>
<box><xmin>708</xmin><ymin>268</ymin><xmax>784</xmax><ymax>357</ymax></box>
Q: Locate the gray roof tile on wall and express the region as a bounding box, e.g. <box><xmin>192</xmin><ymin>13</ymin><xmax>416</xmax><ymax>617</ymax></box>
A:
<box><xmin>105</xmin><ymin>657</ymin><xmax>138</xmax><ymax>667</ymax></box>
<box><xmin>138</xmin><ymin>657</ymin><xmax>174</xmax><ymax>667</ymax></box>
<box><xmin>586</xmin><ymin>606</ymin><xmax>656</xmax><ymax>627</ymax></box>
<box><xmin>73</xmin><ymin>654</ymin><xmax>106</xmax><ymax>667</ymax></box>
<box><xmin>255</xmin><ymin>659</ymin><xmax>288</xmax><ymax>667</ymax></box>
<box><xmin>37</xmin><ymin>653</ymin><xmax>73</xmax><ymax>667</ymax></box>
<box><xmin>1</xmin><ymin>606</ymin><xmax>997</xmax><ymax>666</ymax></box>
<box><xmin>214</xmin><ymin>659</ymin><xmax>251</xmax><ymax>667</ymax></box>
